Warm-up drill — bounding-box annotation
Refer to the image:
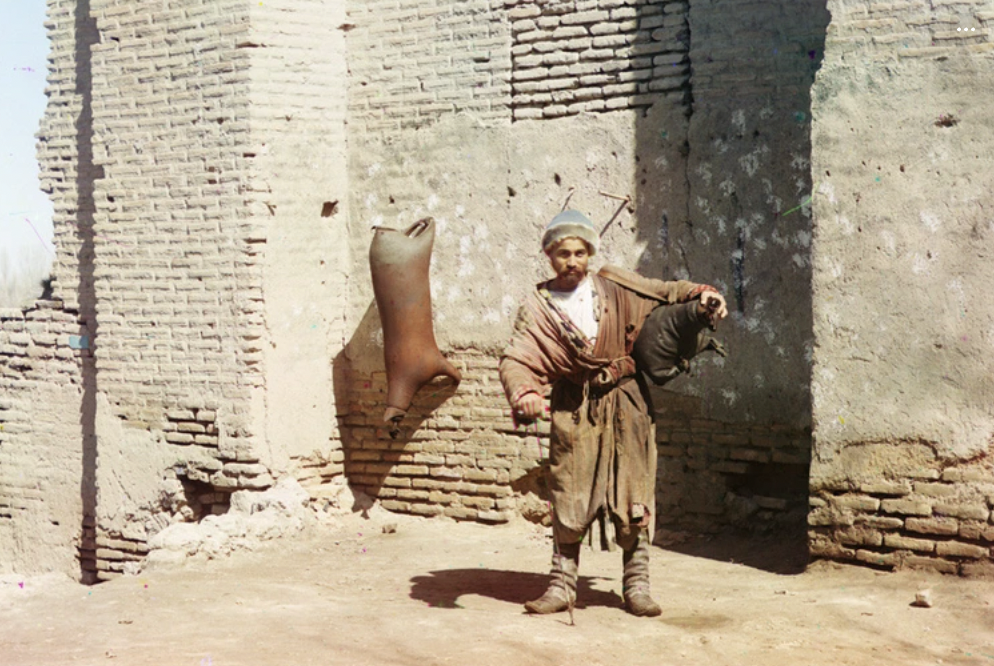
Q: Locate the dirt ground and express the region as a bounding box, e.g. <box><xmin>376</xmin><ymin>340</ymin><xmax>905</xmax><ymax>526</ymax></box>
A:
<box><xmin>2</xmin><ymin>511</ymin><xmax>993</xmax><ymax>666</ymax></box>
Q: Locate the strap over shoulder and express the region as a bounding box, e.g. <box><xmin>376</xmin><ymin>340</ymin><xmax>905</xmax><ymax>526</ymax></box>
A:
<box><xmin>597</xmin><ymin>265</ymin><xmax>668</xmax><ymax>302</ymax></box>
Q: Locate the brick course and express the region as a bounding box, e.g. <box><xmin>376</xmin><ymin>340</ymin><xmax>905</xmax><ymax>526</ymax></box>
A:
<box><xmin>346</xmin><ymin>0</ymin><xmax>511</xmax><ymax>135</ymax></box>
<box><xmin>509</xmin><ymin>0</ymin><xmax>691</xmax><ymax>120</ymax></box>
<box><xmin>809</xmin><ymin>461</ymin><xmax>994</xmax><ymax>575</ymax></box>
<box><xmin>0</xmin><ymin>304</ymin><xmax>88</xmax><ymax>575</ymax></box>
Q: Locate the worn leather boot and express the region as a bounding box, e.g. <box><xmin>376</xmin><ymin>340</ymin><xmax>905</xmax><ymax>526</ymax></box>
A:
<box><xmin>622</xmin><ymin>537</ymin><xmax>662</xmax><ymax>617</ymax></box>
<box><xmin>525</xmin><ymin>541</ymin><xmax>580</xmax><ymax>614</ymax></box>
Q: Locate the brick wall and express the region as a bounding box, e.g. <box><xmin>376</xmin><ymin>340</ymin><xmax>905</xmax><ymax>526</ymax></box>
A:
<box><xmin>22</xmin><ymin>0</ymin><xmax>990</xmax><ymax>580</ymax></box>
<box><xmin>87</xmin><ymin>0</ymin><xmax>260</xmax><ymax>422</ymax></box>
<box><xmin>37</xmin><ymin>0</ymin><xmax>99</xmax><ymax>312</ymax></box>
<box><xmin>825</xmin><ymin>0</ymin><xmax>992</xmax><ymax>59</ymax></box>
<box><xmin>654</xmin><ymin>389</ymin><xmax>810</xmax><ymax>533</ymax></box>
<box><xmin>640</xmin><ymin>0</ymin><xmax>832</xmax><ymax>537</ymax></box>
<box><xmin>346</xmin><ymin>0</ymin><xmax>512</xmax><ymax>135</ymax></box>
<box><xmin>0</xmin><ymin>303</ymin><xmax>87</xmax><ymax>575</ymax></box>
<box><xmin>339</xmin><ymin>346</ymin><xmax>811</xmax><ymax>532</ymax></box>
<box><xmin>245</xmin><ymin>0</ymin><xmax>351</xmax><ymax>485</ymax></box>
<box><xmin>80</xmin><ymin>0</ymin><xmax>265</xmax><ymax>578</ymax></box>
<box><xmin>341</xmin><ymin>350</ymin><xmax>529</xmax><ymax>523</ymax></box>
<box><xmin>340</xmin><ymin>0</ymin><xmax>818</xmax><ymax>537</ymax></box>
<box><xmin>508</xmin><ymin>0</ymin><xmax>691</xmax><ymax>120</ymax></box>
<box><xmin>809</xmin><ymin>0</ymin><xmax>994</xmax><ymax>573</ymax></box>
<box><xmin>810</xmin><ymin>460</ymin><xmax>994</xmax><ymax>576</ymax></box>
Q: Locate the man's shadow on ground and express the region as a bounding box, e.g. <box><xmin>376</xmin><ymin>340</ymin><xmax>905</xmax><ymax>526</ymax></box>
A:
<box><xmin>409</xmin><ymin>568</ymin><xmax>622</xmax><ymax>612</ymax></box>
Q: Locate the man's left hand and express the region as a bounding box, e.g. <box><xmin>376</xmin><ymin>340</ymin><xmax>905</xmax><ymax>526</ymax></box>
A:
<box><xmin>699</xmin><ymin>290</ymin><xmax>728</xmax><ymax>321</ymax></box>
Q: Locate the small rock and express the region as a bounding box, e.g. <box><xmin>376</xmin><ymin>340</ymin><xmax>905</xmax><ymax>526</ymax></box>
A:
<box><xmin>912</xmin><ymin>589</ymin><xmax>933</xmax><ymax>608</ymax></box>
<box><xmin>382</xmin><ymin>523</ymin><xmax>397</xmax><ymax>534</ymax></box>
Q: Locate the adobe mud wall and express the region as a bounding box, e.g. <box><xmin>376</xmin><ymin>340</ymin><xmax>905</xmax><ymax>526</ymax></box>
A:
<box><xmin>11</xmin><ymin>0</ymin><xmax>992</xmax><ymax>582</ymax></box>
<box><xmin>809</xmin><ymin>0</ymin><xmax>994</xmax><ymax>574</ymax></box>
<box><xmin>16</xmin><ymin>0</ymin><xmax>351</xmax><ymax>581</ymax></box>
<box><xmin>339</xmin><ymin>0</ymin><xmax>821</xmax><ymax>534</ymax></box>
<box><xmin>0</xmin><ymin>304</ymin><xmax>87</xmax><ymax>576</ymax></box>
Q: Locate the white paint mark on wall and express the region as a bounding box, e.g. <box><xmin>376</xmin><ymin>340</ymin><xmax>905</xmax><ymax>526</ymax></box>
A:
<box><xmin>826</xmin><ymin>258</ymin><xmax>844</xmax><ymax>281</ymax></box>
<box><xmin>739</xmin><ymin>152</ymin><xmax>760</xmax><ymax>177</ymax></box>
<box><xmin>427</xmin><ymin>194</ymin><xmax>439</xmax><ymax>211</ymax></box>
<box><xmin>795</xmin><ymin>230</ymin><xmax>812</xmax><ymax>248</ymax></box>
<box><xmin>696</xmin><ymin>162</ymin><xmax>713</xmax><ymax>186</ymax></box>
<box><xmin>732</xmin><ymin>109</ymin><xmax>746</xmax><ymax>132</ymax></box>
<box><xmin>721</xmin><ymin>389</ymin><xmax>739</xmax><ymax>406</ymax></box>
<box><xmin>501</xmin><ymin>294</ymin><xmax>516</xmax><ymax>318</ymax></box>
<box><xmin>818</xmin><ymin>181</ymin><xmax>836</xmax><ymax>204</ymax></box>
<box><xmin>946</xmin><ymin>277</ymin><xmax>966</xmax><ymax>316</ymax></box>
<box><xmin>585</xmin><ymin>150</ymin><xmax>599</xmax><ymax>171</ymax></box>
<box><xmin>365</xmin><ymin>194</ymin><xmax>378</xmax><ymax>210</ymax></box>
<box><xmin>920</xmin><ymin>210</ymin><xmax>940</xmax><ymax>233</ymax></box>
<box><xmin>367</xmin><ymin>163</ymin><xmax>382</xmax><ymax>177</ymax></box>
<box><xmin>836</xmin><ymin>214</ymin><xmax>854</xmax><ymax>236</ymax></box>
<box><xmin>719</xmin><ymin>179</ymin><xmax>735</xmax><ymax>197</ymax></box>
<box><xmin>457</xmin><ymin>236</ymin><xmax>476</xmax><ymax>278</ymax></box>
<box><xmin>911</xmin><ymin>251</ymin><xmax>935</xmax><ymax>275</ymax></box>
<box><xmin>483</xmin><ymin>309</ymin><xmax>500</xmax><ymax>324</ymax></box>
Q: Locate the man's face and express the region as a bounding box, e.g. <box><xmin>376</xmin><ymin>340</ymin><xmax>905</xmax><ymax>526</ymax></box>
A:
<box><xmin>548</xmin><ymin>238</ymin><xmax>590</xmax><ymax>290</ymax></box>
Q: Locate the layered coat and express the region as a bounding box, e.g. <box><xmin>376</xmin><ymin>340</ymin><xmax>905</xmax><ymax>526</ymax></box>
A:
<box><xmin>500</xmin><ymin>265</ymin><xmax>706</xmax><ymax>544</ymax></box>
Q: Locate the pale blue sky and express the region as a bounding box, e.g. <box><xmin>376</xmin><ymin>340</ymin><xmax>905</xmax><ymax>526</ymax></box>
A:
<box><xmin>0</xmin><ymin>0</ymin><xmax>54</xmax><ymax>258</ymax></box>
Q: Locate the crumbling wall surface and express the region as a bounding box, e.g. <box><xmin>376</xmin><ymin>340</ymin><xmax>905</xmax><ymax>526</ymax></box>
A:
<box><xmin>648</xmin><ymin>0</ymin><xmax>829</xmax><ymax>534</ymax></box>
<box><xmin>0</xmin><ymin>305</ymin><xmax>86</xmax><ymax>576</ymax></box>
<box><xmin>75</xmin><ymin>0</ymin><xmax>265</xmax><ymax>580</ymax></box>
<box><xmin>9</xmin><ymin>0</ymin><xmax>103</xmax><ymax>580</ymax></box>
<box><xmin>244</xmin><ymin>0</ymin><xmax>351</xmax><ymax>495</ymax></box>
<box><xmin>809</xmin><ymin>0</ymin><xmax>994</xmax><ymax>574</ymax></box>
<box><xmin>341</xmin><ymin>0</ymin><xmax>814</xmax><ymax>530</ymax></box>
<box><xmin>340</xmin><ymin>0</ymin><xmax>690</xmax><ymax>520</ymax></box>
<box><xmin>683</xmin><ymin>0</ymin><xmax>828</xmax><ymax>427</ymax></box>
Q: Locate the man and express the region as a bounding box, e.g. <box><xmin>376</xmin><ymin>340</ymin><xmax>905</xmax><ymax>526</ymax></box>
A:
<box><xmin>499</xmin><ymin>209</ymin><xmax>727</xmax><ymax>617</ymax></box>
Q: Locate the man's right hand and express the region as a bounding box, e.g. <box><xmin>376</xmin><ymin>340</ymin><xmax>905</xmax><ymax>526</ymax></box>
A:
<box><xmin>513</xmin><ymin>392</ymin><xmax>545</xmax><ymax>421</ymax></box>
